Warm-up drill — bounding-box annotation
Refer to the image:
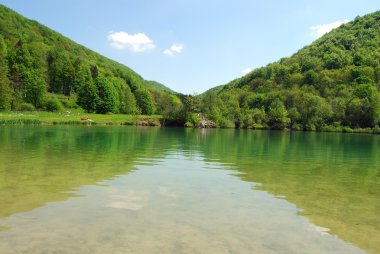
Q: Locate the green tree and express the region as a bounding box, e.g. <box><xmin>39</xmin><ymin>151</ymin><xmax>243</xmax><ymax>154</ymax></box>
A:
<box><xmin>135</xmin><ymin>89</ymin><xmax>156</xmax><ymax>115</ymax></box>
<box><xmin>94</xmin><ymin>76</ymin><xmax>117</xmax><ymax>114</ymax></box>
<box><xmin>7</xmin><ymin>40</ymin><xmax>34</xmax><ymax>103</ymax></box>
<box><xmin>77</xmin><ymin>79</ymin><xmax>98</xmax><ymax>113</ymax></box>
<box><xmin>324</xmin><ymin>50</ymin><xmax>352</xmax><ymax>69</ymax></box>
<box><xmin>48</xmin><ymin>49</ymin><xmax>75</xmax><ymax>95</ymax></box>
<box><xmin>159</xmin><ymin>93</ymin><xmax>183</xmax><ymax>118</ymax></box>
<box><xmin>303</xmin><ymin>70</ymin><xmax>319</xmax><ymax>87</ymax></box>
<box><xmin>111</xmin><ymin>77</ymin><xmax>139</xmax><ymax>114</ymax></box>
<box><xmin>0</xmin><ymin>36</ymin><xmax>12</xmax><ymax>110</ymax></box>
<box><xmin>252</xmin><ymin>107</ymin><xmax>267</xmax><ymax>127</ymax></box>
<box><xmin>7</xmin><ymin>40</ymin><xmax>46</xmax><ymax>108</ymax></box>
<box><xmin>24</xmin><ymin>70</ymin><xmax>46</xmax><ymax>107</ymax></box>
<box><xmin>267</xmin><ymin>99</ymin><xmax>290</xmax><ymax>129</ymax></box>
<box><xmin>297</xmin><ymin>94</ymin><xmax>332</xmax><ymax>130</ymax></box>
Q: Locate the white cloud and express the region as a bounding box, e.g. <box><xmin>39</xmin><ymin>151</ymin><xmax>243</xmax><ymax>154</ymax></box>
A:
<box><xmin>108</xmin><ymin>31</ymin><xmax>155</xmax><ymax>53</ymax></box>
<box><xmin>163</xmin><ymin>44</ymin><xmax>184</xmax><ymax>56</ymax></box>
<box><xmin>310</xmin><ymin>19</ymin><xmax>349</xmax><ymax>38</ymax></box>
<box><xmin>242</xmin><ymin>68</ymin><xmax>252</xmax><ymax>75</ymax></box>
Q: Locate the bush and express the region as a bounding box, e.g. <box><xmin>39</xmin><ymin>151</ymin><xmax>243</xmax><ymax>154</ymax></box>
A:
<box><xmin>373</xmin><ymin>125</ymin><xmax>380</xmax><ymax>134</ymax></box>
<box><xmin>184</xmin><ymin>121</ymin><xmax>194</xmax><ymax>127</ymax></box>
<box><xmin>56</xmin><ymin>94</ymin><xmax>78</xmax><ymax>108</ymax></box>
<box><xmin>291</xmin><ymin>123</ymin><xmax>304</xmax><ymax>131</ymax></box>
<box><xmin>19</xmin><ymin>103</ymin><xmax>35</xmax><ymax>111</ymax></box>
<box><xmin>217</xmin><ymin>118</ymin><xmax>235</xmax><ymax>128</ymax></box>
<box><xmin>321</xmin><ymin>124</ymin><xmax>342</xmax><ymax>132</ymax></box>
<box><xmin>251</xmin><ymin>123</ymin><xmax>266</xmax><ymax>129</ymax></box>
<box><xmin>186</xmin><ymin>113</ymin><xmax>201</xmax><ymax>127</ymax></box>
<box><xmin>342</xmin><ymin>126</ymin><xmax>354</xmax><ymax>133</ymax></box>
<box><xmin>45</xmin><ymin>97</ymin><xmax>64</xmax><ymax>112</ymax></box>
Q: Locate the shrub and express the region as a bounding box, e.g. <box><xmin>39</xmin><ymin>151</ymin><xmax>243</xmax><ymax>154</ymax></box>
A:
<box><xmin>217</xmin><ymin>118</ymin><xmax>235</xmax><ymax>128</ymax></box>
<box><xmin>184</xmin><ymin>121</ymin><xmax>194</xmax><ymax>127</ymax></box>
<box><xmin>45</xmin><ymin>97</ymin><xmax>64</xmax><ymax>112</ymax></box>
<box><xmin>342</xmin><ymin>126</ymin><xmax>354</xmax><ymax>133</ymax></box>
<box><xmin>19</xmin><ymin>103</ymin><xmax>35</xmax><ymax>111</ymax></box>
<box><xmin>373</xmin><ymin>125</ymin><xmax>380</xmax><ymax>134</ymax></box>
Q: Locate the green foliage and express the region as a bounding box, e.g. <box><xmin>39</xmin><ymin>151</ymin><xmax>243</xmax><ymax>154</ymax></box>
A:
<box><xmin>48</xmin><ymin>49</ymin><xmax>75</xmax><ymax>95</ymax></box>
<box><xmin>267</xmin><ymin>99</ymin><xmax>290</xmax><ymax>129</ymax></box>
<box><xmin>111</xmin><ymin>77</ymin><xmax>139</xmax><ymax>114</ymax></box>
<box><xmin>77</xmin><ymin>79</ymin><xmax>98</xmax><ymax>113</ymax></box>
<box><xmin>2</xmin><ymin>4</ymin><xmax>380</xmax><ymax>131</ymax></box>
<box><xmin>185</xmin><ymin>113</ymin><xmax>201</xmax><ymax>127</ymax></box>
<box><xmin>158</xmin><ymin>93</ymin><xmax>183</xmax><ymax>120</ymax></box>
<box><xmin>135</xmin><ymin>89</ymin><xmax>156</xmax><ymax>115</ymax></box>
<box><xmin>19</xmin><ymin>102</ymin><xmax>35</xmax><ymax>111</ymax></box>
<box><xmin>252</xmin><ymin>107</ymin><xmax>267</xmax><ymax>125</ymax></box>
<box><xmin>0</xmin><ymin>75</ymin><xmax>11</xmax><ymax>110</ymax></box>
<box><xmin>303</xmin><ymin>70</ymin><xmax>319</xmax><ymax>87</ymax></box>
<box><xmin>182</xmin><ymin>95</ymin><xmax>202</xmax><ymax>113</ymax></box>
<box><xmin>56</xmin><ymin>93</ymin><xmax>78</xmax><ymax>109</ymax></box>
<box><xmin>0</xmin><ymin>5</ymin><xmax>176</xmax><ymax>115</ymax></box>
<box><xmin>44</xmin><ymin>95</ymin><xmax>64</xmax><ymax>112</ymax></box>
<box><xmin>200</xmin><ymin>10</ymin><xmax>380</xmax><ymax>131</ymax></box>
<box><xmin>0</xmin><ymin>35</ymin><xmax>11</xmax><ymax>110</ymax></box>
<box><xmin>147</xmin><ymin>80</ymin><xmax>175</xmax><ymax>93</ymax></box>
<box><xmin>94</xmin><ymin>76</ymin><xmax>117</xmax><ymax>114</ymax></box>
<box><xmin>24</xmin><ymin>70</ymin><xmax>46</xmax><ymax>107</ymax></box>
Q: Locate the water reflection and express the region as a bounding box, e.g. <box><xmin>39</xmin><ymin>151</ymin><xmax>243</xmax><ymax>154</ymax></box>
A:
<box><xmin>0</xmin><ymin>127</ymin><xmax>379</xmax><ymax>253</ymax></box>
<box><xmin>0</xmin><ymin>151</ymin><xmax>365</xmax><ymax>254</ymax></box>
<box><xmin>183</xmin><ymin>129</ymin><xmax>380</xmax><ymax>254</ymax></box>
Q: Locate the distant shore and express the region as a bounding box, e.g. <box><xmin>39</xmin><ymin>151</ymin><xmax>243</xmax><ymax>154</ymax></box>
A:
<box><xmin>0</xmin><ymin>111</ymin><xmax>162</xmax><ymax>126</ymax></box>
<box><xmin>0</xmin><ymin>111</ymin><xmax>379</xmax><ymax>135</ymax></box>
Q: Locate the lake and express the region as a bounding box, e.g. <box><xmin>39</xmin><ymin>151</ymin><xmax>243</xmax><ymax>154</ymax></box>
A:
<box><xmin>0</xmin><ymin>126</ymin><xmax>379</xmax><ymax>254</ymax></box>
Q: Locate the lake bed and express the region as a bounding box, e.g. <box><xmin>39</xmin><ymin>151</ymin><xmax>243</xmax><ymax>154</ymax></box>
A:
<box><xmin>0</xmin><ymin>126</ymin><xmax>379</xmax><ymax>254</ymax></box>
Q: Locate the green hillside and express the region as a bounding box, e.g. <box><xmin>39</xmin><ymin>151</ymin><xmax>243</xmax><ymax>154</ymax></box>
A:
<box><xmin>147</xmin><ymin>80</ymin><xmax>175</xmax><ymax>93</ymax></box>
<box><xmin>1</xmin><ymin>4</ymin><xmax>379</xmax><ymax>132</ymax></box>
<box><xmin>0</xmin><ymin>4</ymin><xmax>181</xmax><ymax>115</ymax></box>
<box><xmin>200</xmin><ymin>11</ymin><xmax>380</xmax><ymax>131</ymax></box>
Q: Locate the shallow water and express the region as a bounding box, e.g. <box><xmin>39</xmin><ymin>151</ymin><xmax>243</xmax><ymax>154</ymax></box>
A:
<box><xmin>0</xmin><ymin>126</ymin><xmax>379</xmax><ymax>253</ymax></box>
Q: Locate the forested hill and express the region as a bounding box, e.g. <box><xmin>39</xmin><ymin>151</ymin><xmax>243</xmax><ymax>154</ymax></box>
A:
<box><xmin>0</xmin><ymin>4</ymin><xmax>181</xmax><ymax>114</ymax></box>
<box><xmin>1</xmin><ymin>4</ymin><xmax>380</xmax><ymax>132</ymax></box>
<box><xmin>200</xmin><ymin>11</ymin><xmax>380</xmax><ymax>131</ymax></box>
<box><xmin>148</xmin><ymin>81</ymin><xmax>175</xmax><ymax>93</ymax></box>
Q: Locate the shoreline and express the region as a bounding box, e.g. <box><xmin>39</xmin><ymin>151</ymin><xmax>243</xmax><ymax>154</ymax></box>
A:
<box><xmin>1</xmin><ymin>111</ymin><xmax>379</xmax><ymax>135</ymax></box>
<box><xmin>0</xmin><ymin>112</ymin><xmax>162</xmax><ymax>126</ymax></box>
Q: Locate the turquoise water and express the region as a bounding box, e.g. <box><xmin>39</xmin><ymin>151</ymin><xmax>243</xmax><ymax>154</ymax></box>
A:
<box><xmin>0</xmin><ymin>126</ymin><xmax>379</xmax><ymax>253</ymax></box>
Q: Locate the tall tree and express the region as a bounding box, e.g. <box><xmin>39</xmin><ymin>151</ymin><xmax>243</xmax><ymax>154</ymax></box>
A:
<box><xmin>7</xmin><ymin>40</ymin><xmax>46</xmax><ymax>107</ymax></box>
<box><xmin>24</xmin><ymin>70</ymin><xmax>46</xmax><ymax>107</ymax></box>
<box><xmin>77</xmin><ymin>72</ymin><xmax>98</xmax><ymax>113</ymax></box>
<box><xmin>111</xmin><ymin>77</ymin><xmax>139</xmax><ymax>114</ymax></box>
<box><xmin>135</xmin><ymin>89</ymin><xmax>156</xmax><ymax>115</ymax></box>
<box><xmin>0</xmin><ymin>35</ymin><xmax>12</xmax><ymax>110</ymax></box>
<box><xmin>94</xmin><ymin>76</ymin><xmax>117</xmax><ymax>114</ymax></box>
<box><xmin>267</xmin><ymin>99</ymin><xmax>290</xmax><ymax>129</ymax></box>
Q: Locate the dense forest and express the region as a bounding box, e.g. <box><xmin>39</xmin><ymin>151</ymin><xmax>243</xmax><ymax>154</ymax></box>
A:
<box><xmin>0</xmin><ymin>4</ymin><xmax>182</xmax><ymax>116</ymax></box>
<box><xmin>1</xmin><ymin>4</ymin><xmax>380</xmax><ymax>132</ymax></box>
<box><xmin>198</xmin><ymin>11</ymin><xmax>380</xmax><ymax>131</ymax></box>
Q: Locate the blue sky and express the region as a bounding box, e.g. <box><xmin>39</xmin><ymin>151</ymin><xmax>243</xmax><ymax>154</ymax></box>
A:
<box><xmin>1</xmin><ymin>0</ymin><xmax>380</xmax><ymax>94</ymax></box>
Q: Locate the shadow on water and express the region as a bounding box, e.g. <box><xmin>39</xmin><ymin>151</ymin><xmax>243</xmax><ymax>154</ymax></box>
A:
<box><xmin>0</xmin><ymin>126</ymin><xmax>379</xmax><ymax>253</ymax></box>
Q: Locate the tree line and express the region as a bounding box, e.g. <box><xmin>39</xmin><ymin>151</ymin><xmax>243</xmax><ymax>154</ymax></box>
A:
<box><xmin>195</xmin><ymin>11</ymin><xmax>380</xmax><ymax>131</ymax></box>
<box><xmin>0</xmin><ymin>4</ymin><xmax>182</xmax><ymax>115</ymax></box>
<box><xmin>1</xmin><ymin>4</ymin><xmax>380</xmax><ymax>133</ymax></box>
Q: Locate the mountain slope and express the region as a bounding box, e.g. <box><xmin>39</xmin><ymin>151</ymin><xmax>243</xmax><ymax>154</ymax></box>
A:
<box><xmin>201</xmin><ymin>11</ymin><xmax>380</xmax><ymax>130</ymax></box>
<box><xmin>0</xmin><ymin>4</ymin><xmax>180</xmax><ymax>114</ymax></box>
<box><xmin>147</xmin><ymin>80</ymin><xmax>175</xmax><ymax>93</ymax></box>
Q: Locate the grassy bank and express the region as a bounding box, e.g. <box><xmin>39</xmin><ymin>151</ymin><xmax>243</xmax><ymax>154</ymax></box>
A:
<box><xmin>0</xmin><ymin>111</ymin><xmax>162</xmax><ymax>126</ymax></box>
<box><xmin>0</xmin><ymin>111</ymin><xmax>379</xmax><ymax>135</ymax></box>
